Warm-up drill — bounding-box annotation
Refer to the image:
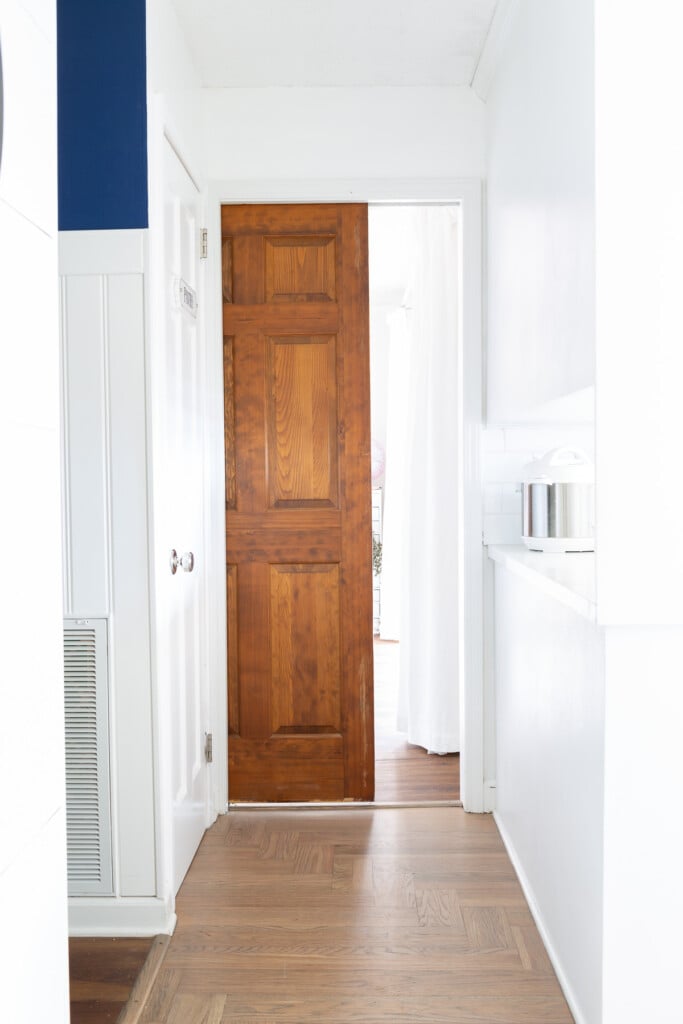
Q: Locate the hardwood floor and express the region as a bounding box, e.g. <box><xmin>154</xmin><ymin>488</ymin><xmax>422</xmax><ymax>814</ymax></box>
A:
<box><xmin>69</xmin><ymin>937</ymin><xmax>155</xmax><ymax>1024</ymax></box>
<box><xmin>374</xmin><ymin>640</ymin><xmax>460</xmax><ymax>803</ymax></box>
<box><xmin>139</xmin><ymin>808</ymin><xmax>573</xmax><ymax>1023</ymax></box>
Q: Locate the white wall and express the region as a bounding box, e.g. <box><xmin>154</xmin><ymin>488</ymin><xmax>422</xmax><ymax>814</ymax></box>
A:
<box><xmin>147</xmin><ymin>0</ymin><xmax>206</xmax><ymax>182</ymax></box>
<box><xmin>486</xmin><ymin>0</ymin><xmax>595</xmax><ymax>423</ymax></box>
<box><xmin>594</xmin><ymin>0</ymin><xmax>683</xmax><ymax>627</ymax></box>
<box><xmin>594</xmin><ymin>3</ymin><xmax>683</xmax><ymax>1021</ymax></box>
<box><xmin>0</xmin><ymin>0</ymin><xmax>70</xmax><ymax>1020</ymax></box>
<box><xmin>484</xmin><ymin>3</ymin><xmax>601</xmax><ymax>1019</ymax></box>
<box><xmin>60</xmin><ymin>231</ymin><xmax>161</xmax><ymax>927</ymax></box>
<box><xmin>204</xmin><ymin>86</ymin><xmax>486</xmax><ymax>182</ymax></box>
<box><xmin>493</xmin><ymin>566</ymin><xmax>604</xmax><ymax>1024</ymax></box>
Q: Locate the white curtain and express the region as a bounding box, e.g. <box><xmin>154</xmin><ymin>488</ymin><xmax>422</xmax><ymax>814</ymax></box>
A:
<box><xmin>380</xmin><ymin>207</ymin><xmax>460</xmax><ymax>753</ymax></box>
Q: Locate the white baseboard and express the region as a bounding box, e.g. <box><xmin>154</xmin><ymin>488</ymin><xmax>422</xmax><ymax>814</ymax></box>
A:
<box><xmin>68</xmin><ymin>897</ymin><xmax>176</xmax><ymax>937</ymax></box>
<box><xmin>493</xmin><ymin>811</ymin><xmax>586</xmax><ymax>1024</ymax></box>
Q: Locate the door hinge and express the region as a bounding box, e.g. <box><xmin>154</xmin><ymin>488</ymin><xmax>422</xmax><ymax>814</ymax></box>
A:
<box><xmin>200</xmin><ymin>228</ymin><xmax>208</xmax><ymax>260</ymax></box>
<box><xmin>204</xmin><ymin>731</ymin><xmax>213</xmax><ymax>763</ymax></box>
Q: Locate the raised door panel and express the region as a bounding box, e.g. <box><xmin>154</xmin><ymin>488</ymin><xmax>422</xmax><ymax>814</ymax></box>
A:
<box><xmin>270</xmin><ymin>563</ymin><xmax>341</xmax><ymax>735</ymax></box>
<box><xmin>267</xmin><ymin>335</ymin><xmax>338</xmax><ymax>508</ymax></box>
<box><xmin>265</xmin><ymin>236</ymin><xmax>336</xmax><ymax>302</ymax></box>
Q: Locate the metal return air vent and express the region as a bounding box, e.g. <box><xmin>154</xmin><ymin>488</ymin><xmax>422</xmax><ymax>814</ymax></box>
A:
<box><xmin>64</xmin><ymin>619</ymin><xmax>113</xmax><ymax>896</ymax></box>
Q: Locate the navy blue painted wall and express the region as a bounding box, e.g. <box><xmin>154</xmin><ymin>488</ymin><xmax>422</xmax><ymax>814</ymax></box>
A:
<box><xmin>57</xmin><ymin>0</ymin><xmax>148</xmax><ymax>230</ymax></box>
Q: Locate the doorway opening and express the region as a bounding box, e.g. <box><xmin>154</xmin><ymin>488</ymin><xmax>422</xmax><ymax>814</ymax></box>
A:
<box><xmin>212</xmin><ymin>183</ymin><xmax>483</xmax><ymax>816</ymax></box>
<box><xmin>369</xmin><ymin>205</ymin><xmax>461</xmax><ymax>804</ymax></box>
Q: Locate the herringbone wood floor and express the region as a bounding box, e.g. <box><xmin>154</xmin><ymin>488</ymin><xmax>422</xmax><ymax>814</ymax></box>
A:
<box><xmin>140</xmin><ymin>808</ymin><xmax>573</xmax><ymax>1023</ymax></box>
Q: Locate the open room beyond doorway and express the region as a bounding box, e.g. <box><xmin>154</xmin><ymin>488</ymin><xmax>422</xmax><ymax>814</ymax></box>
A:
<box><xmin>369</xmin><ymin>205</ymin><xmax>461</xmax><ymax>805</ymax></box>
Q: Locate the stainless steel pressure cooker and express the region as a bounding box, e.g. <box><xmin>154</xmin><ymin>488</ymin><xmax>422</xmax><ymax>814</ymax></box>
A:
<box><xmin>521</xmin><ymin>447</ymin><xmax>595</xmax><ymax>553</ymax></box>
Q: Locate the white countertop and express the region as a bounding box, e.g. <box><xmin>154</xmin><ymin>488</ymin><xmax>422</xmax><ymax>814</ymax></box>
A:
<box><xmin>487</xmin><ymin>545</ymin><xmax>597</xmax><ymax>622</ymax></box>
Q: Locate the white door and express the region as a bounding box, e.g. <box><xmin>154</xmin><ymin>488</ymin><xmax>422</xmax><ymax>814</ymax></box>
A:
<box><xmin>156</xmin><ymin>139</ymin><xmax>209</xmax><ymax>893</ymax></box>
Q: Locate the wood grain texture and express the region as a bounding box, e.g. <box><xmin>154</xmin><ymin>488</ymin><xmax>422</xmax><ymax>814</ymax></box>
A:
<box><xmin>69</xmin><ymin>937</ymin><xmax>154</xmax><ymax>1024</ymax></box>
<box><xmin>223</xmin><ymin>204</ymin><xmax>374</xmax><ymax>802</ymax></box>
<box><xmin>223</xmin><ymin>336</ymin><xmax>236</xmax><ymax>509</ymax></box>
<box><xmin>270</xmin><ymin>563</ymin><xmax>341</xmax><ymax>734</ymax></box>
<box><xmin>264</xmin><ymin>235</ymin><xmax>336</xmax><ymax>302</ymax></box>
<box><xmin>227</xmin><ymin>564</ymin><xmax>239</xmax><ymax>736</ymax></box>
<box><xmin>222</xmin><ymin>239</ymin><xmax>233</xmax><ymax>303</ymax></box>
<box><xmin>266</xmin><ymin>334</ymin><xmax>338</xmax><ymax>507</ymax></box>
<box><xmin>138</xmin><ymin>808</ymin><xmax>573</xmax><ymax>1023</ymax></box>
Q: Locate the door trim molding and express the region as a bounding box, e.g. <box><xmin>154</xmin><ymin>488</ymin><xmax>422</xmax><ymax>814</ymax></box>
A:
<box><xmin>205</xmin><ymin>178</ymin><xmax>485</xmax><ymax>813</ymax></box>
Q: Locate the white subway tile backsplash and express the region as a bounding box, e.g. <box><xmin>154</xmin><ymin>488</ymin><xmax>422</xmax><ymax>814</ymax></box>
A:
<box><xmin>483</xmin><ymin>484</ymin><xmax>503</xmax><ymax>515</ymax></box>
<box><xmin>481</xmin><ymin>424</ymin><xmax>595</xmax><ymax>536</ymax></box>
<box><xmin>483</xmin><ymin>514</ymin><xmax>523</xmax><ymax>546</ymax></box>
<box><xmin>482</xmin><ymin>451</ymin><xmax>530</xmax><ymax>483</ymax></box>
<box><xmin>501</xmin><ymin>483</ymin><xmax>523</xmax><ymax>517</ymax></box>
<box><xmin>503</xmin><ymin>425</ymin><xmax>595</xmax><ymax>457</ymax></box>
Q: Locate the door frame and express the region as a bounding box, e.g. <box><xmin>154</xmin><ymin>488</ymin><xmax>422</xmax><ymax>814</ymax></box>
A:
<box><xmin>204</xmin><ymin>178</ymin><xmax>486</xmax><ymax>814</ymax></box>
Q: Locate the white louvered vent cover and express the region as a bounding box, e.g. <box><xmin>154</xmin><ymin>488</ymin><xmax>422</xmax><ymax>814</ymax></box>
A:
<box><xmin>64</xmin><ymin>619</ymin><xmax>113</xmax><ymax>896</ymax></box>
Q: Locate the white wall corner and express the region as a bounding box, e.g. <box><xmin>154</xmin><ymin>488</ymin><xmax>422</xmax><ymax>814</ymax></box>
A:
<box><xmin>484</xmin><ymin>779</ymin><xmax>497</xmax><ymax>811</ymax></box>
<box><xmin>471</xmin><ymin>0</ymin><xmax>520</xmax><ymax>102</ymax></box>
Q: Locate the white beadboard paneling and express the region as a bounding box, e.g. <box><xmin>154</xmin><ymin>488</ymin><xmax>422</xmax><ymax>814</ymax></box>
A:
<box><xmin>494</xmin><ymin>564</ymin><xmax>605</xmax><ymax>1024</ymax></box>
<box><xmin>60</xmin><ymin>229</ymin><xmax>157</xmax><ymax>904</ymax></box>
<box><xmin>107</xmin><ymin>273</ymin><xmax>156</xmax><ymax>897</ymax></box>
<box><xmin>0</xmin><ymin>202</ymin><xmax>60</xmax><ymax>429</ymax></box>
<box><xmin>0</xmin><ymin>0</ymin><xmax>57</xmax><ymax>234</ymax></box>
<box><xmin>61</xmin><ymin>274</ymin><xmax>110</xmax><ymax>615</ymax></box>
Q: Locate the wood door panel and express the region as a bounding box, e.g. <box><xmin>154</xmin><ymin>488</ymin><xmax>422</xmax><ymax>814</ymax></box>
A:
<box><xmin>223</xmin><ymin>203</ymin><xmax>373</xmax><ymax>802</ymax></box>
<box><xmin>270</xmin><ymin>564</ymin><xmax>341</xmax><ymax>735</ymax></box>
<box><xmin>265</xmin><ymin>236</ymin><xmax>337</xmax><ymax>302</ymax></box>
<box><xmin>228</xmin><ymin>737</ymin><xmax>345</xmax><ymax>802</ymax></box>
<box><xmin>267</xmin><ymin>335</ymin><xmax>339</xmax><ymax>508</ymax></box>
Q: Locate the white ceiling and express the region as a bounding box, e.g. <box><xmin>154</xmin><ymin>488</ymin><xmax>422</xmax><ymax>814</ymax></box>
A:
<box><xmin>173</xmin><ymin>0</ymin><xmax>499</xmax><ymax>89</ymax></box>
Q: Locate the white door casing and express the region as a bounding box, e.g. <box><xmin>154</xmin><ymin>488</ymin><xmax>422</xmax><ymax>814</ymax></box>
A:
<box><xmin>204</xmin><ymin>178</ymin><xmax>484</xmax><ymax>813</ymax></box>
